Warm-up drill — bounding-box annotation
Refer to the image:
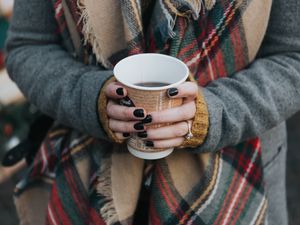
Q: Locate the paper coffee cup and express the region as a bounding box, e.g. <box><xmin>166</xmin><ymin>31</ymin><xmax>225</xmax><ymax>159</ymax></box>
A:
<box><xmin>113</xmin><ymin>53</ymin><xmax>189</xmax><ymax>160</ymax></box>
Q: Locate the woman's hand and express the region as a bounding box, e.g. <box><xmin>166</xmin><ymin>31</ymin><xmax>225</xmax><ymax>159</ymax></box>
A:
<box><xmin>105</xmin><ymin>82</ymin><xmax>148</xmax><ymax>139</ymax></box>
<box><xmin>105</xmin><ymin>81</ymin><xmax>198</xmax><ymax>148</ymax></box>
<box><xmin>141</xmin><ymin>82</ymin><xmax>197</xmax><ymax>148</ymax></box>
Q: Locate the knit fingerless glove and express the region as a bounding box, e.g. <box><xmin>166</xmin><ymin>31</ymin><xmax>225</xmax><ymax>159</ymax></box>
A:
<box><xmin>98</xmin><ymin>76</ymin><xmax>124</xmax><ymax>144</ymax></box>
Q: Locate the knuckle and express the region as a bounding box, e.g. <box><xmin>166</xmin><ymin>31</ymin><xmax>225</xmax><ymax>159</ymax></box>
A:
<box><xmin>127</xmin><ymin>107</ymin><xmax>135</xmax><ymax>119</ymax></box>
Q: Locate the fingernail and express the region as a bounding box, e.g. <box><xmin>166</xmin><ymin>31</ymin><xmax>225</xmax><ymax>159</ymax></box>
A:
<box><xmin>137</xmin><ymin>131</ymin><xmax>147</xmax><ymax>138</ymax></box>
<box><xmin>116</xmin><ymin>88</ymin><xmax>124</xmax><ymax>96</ymax></box>
<box><xmin>167</xmin><ymin>88</ymin><xmax>178</xmax><ymax>97</ymax></box>
<box><xmin>145</xmin><ymin>141</ymin><xmax>154</xmax><ymax>147</ymax></box>
<box><xmin>120</xmin><ymin>96</ymin><xmax>135</xmax><ymax>107</ymax></box>
<box><xmin>133</xmin><ymin>109</ymin><xmax>145</xmax><ymax>118</ymax></box>
<box><xmin>134</xmin><ymin>122</ymin><xmax>144</xmax><ymax>130</ymax></box>
<box><xmin>123</xmin><ymin>133</ymin><xmax>130</xmax><ymax>137</ymax></box>
<box><xmin>142</xmin><ymin>115</ymin><xmax>152</xmax><ymax>124</ymax></box>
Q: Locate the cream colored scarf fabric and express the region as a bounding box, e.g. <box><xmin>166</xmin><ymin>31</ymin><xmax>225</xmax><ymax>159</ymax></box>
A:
<box><xmin>78</xmin><ymin>0</ymin><xmax>216</xmax><ymax>67</ymax></box>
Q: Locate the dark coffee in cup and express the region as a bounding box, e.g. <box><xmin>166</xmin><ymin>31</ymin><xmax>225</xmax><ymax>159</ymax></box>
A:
<box><xmin>135</xmin><ymin>82</ymin><xmax>170</xmax><ymax>87</ymax></box>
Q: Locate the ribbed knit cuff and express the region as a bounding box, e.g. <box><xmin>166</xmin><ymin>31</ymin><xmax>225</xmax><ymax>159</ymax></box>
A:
<box><xmin>179</xmin><ymin>74</ymin><xmax>209</xmax><ymax>148</ymax></box>
<box><xmin>98</xmin><ymin>76</ymin><xmax>124</xmax><ymax>144</ymax></box>
<box><xmin>180</xmin><ymin>89</ymin><xmax>209</xmax><ymax>148</ymax></box>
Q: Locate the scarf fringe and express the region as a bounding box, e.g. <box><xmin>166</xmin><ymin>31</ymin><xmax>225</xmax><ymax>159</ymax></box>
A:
<box><xmin>96</xmin><ymin>158</ymin><xmax>118</xmax><ymax>225</ymax></box>
<box><xmin>190</xmin><ymin>0</ymin><xmax>217</xmax><ymax>19</ymax></box>
<box><xmin>159</xmin><ymin>0</ymin><xmax>177</xmax><ymax>39</ymax></box>
<box><xmin>204</xmin><ymin>0</ymin><xmax>216</xmax><ymax>10</ymax></box>
<box><xmin>188</xmin><ymin>0</ymin><xmax>202</xmax><ymax>19</ymax></box>
<box><xmin>77</xmin><ymin>1</ymin><xmax>112</xmax><ymax>68</ymax></box>
<box><xmin>160</xmin><ymin>0</ymin><xmax>217</xmax><ymax>45</ymax></box>
<box><xmin>77</xmin><ymin>0</ymin><xmax>216</xmax><ymax>67</ymax></box>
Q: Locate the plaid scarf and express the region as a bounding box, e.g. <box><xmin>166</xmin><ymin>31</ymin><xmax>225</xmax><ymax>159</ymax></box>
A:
<box><xmin>14</xmin><ymin>0</ymin><xmax>273</xmax><ymax>224</ymax></box>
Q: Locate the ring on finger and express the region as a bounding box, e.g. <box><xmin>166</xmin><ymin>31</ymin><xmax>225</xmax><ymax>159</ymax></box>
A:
<box><xmin>185</xmin><ymin>120</ymin><xmax>193</xmax><ymax>140</ymax></box>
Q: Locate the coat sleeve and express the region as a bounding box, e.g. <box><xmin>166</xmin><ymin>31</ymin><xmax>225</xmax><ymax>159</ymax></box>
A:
<box><xmin>5</xmin><ymin>0</ymin><xmax>113</xmax><ymax>139</ymax></box>
<box><xmin>192</xmin><ymin>0</ymin><xmax>300</xmax><ymax>152</ymax></box>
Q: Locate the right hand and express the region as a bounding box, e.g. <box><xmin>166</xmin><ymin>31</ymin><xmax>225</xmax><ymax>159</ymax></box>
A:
<box><xmin>105</xmin><ymin>82</ymin><xmax>148</xmax><ymax>140</ymax></box>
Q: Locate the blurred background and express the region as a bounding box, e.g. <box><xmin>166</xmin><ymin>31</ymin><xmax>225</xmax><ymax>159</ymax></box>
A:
<box><xmin>0</xmin><ymin>0</ymin><xmax>299</xmax><ymax>224</ymax></box>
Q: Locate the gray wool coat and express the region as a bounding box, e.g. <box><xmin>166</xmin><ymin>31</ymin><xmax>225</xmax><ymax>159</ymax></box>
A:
<box><xmin>5</xmin><ymin>0</ymin><xmax>300</xmax><ymax>224</ymax></box>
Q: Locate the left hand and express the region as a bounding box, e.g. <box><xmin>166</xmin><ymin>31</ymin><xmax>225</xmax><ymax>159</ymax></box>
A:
<box><xmin>140</xmin><ymin>81</ymin><xmax>198</xmax><ymax>149</ymax></box>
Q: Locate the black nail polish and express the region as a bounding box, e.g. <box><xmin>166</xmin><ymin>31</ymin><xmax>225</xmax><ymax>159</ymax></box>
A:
<box><xmin>116</xmin><ymin>88</ymin><xmax>124</xmax><ymax>96</ymax></box>
<box><xmin>134</xmin><ymin>122</ymin><xmax>144</xmax><ymax>130</ymax></box>
<box><xmin>167</xmin><ymin>88</ymin><xmax>178</xmax><ymax>97</ymax></box>
<box><xmin>119</xmin><ymin>96</ymin><xmax>135</xmax><ymax>107</ymax></box>
<box><xmin>145</xmin><ymin>141</ymin><xmax>154</xmax><ymax>147</ymax></box>
<box><xmin>142</xmin><ymin>115</ymin><xmax>152</xmax><ymax>124</ymax></box>
<box><xmin>133</xmin><ymin>109</ymin><xmax>145</xmax><ymax>118</ymax></box>
<box><xmin>123</xmin><ymin>133</ymin><xmax>130</xmax><ymax>137</ymax></box>
<box><xmin>137</xmin><ymin>131</ymin><xmax>147</xmax><ymax>138</ymax></box>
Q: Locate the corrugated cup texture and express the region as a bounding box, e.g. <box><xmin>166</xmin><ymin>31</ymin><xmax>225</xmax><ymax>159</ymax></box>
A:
<box><xmin>126</xmin><ymin>86</ymin><xmax>183</xmax><ymax>152</ymax></box>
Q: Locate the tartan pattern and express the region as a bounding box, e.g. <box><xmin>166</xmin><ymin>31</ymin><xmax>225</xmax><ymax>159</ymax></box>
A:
<box><xmin>149</xmin><ymin>140</ymin><xmax>266</xmax><ymax>225</ymax></box>
<box><xmin>15</xmin><ymin>0</ymin><xmax>268</xmax><ymax>224</ymax></box>
<box><xmin>16</xmin><ymin>125</ymin><xmax>109</xmax><ymax>225</ymax></box>
<box><xmin>0</xmin><ymin>50</ymin><xmax>4</xmax><ymax>69</ymax></box>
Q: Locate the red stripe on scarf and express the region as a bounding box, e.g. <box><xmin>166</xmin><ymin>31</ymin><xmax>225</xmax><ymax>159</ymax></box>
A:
<box><xmin>54</xmin><ymin>0</ymin><xmax>62</xmax><ymax>9</ymax></box>
<box><xmin>178</xmin><ymin>39</ymin><xmax>198</xmax><ymax>57</ymax></box>
<box><xmin>215</xmin><ymin>49</ymin><xmax>227</xmax><ymax>77</ymax></box>
<box><xmin>47</xmin><ymin>204</ymin><xmax>60</xmax><ymax>225</ymax></box>
<box><xmin>220</xmin><ymin>160</ymin><xmax>256</xmax><ymax>224</ymax></box>
<box><xmin>147</xmin><ymin>30</ymin><xmax>157</xmax><ymax>53</ymax></box>
<box><xmin>156</xmin><ymin>164</ymin><xmax>185</xmax><ymax>219</ymax></box>
<box><xmin>63</xmin><ymin>163</ymin><xmax>90</xmax><ymax>221</ymax></box>
<box><xmin>214</xmin><ymin>140</ymin><xmax>261</xmax><ymax>225</ymax></box>
<box><xmin>48</xmin><ymin>184</ymin><xmax>73</xmax><ymax>225</ymax></box>
<box><xmin>230</xmin><ymin>183</ymin><xmax>254</xmax><ymax>225</ymax></box>
<box><xmin>88</xmin><ymin>208</ymin><xmax>106</xmax><ymax>225</ymax></box>
<box><xmin>149</xmin><ymin>198</ymin><xmax>163</xmax><ymax>225</ymax></box>
<box><xmin>230</xmin><ymin>22</ymin><xmax>246</xmax><ymax>72</ymax></box>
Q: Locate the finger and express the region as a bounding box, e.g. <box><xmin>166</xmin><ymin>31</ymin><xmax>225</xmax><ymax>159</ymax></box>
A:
<box><xmin>107</xmin><ymin>100</ymin><xmax>146</xmax><ymax>120</ymax></box>
<box><xmin>144</xmin><ymin>137</ymin><xmax>185</xmax><ymax>149</ymax></box>
<box><xmin>115</xmin><ymin>132</ymin><xmax>131</xmax><ymax>140</ymax></box>
<box><xmin>109</xmin><ymin>119</ymin><xmax>146</xmax><ymax>133</ymax></box>
<box><xmin>183</xmin><ymin>97</ymin><xmax>195</xmax><ymax>104</ymax></box>
<box><xmin>167</xmin><ymin>82</ymin><xmax>198</xmax><ymax>100</ymax></box>
<box><xmin>138</xmin><ymin>121</ymin><xmax>188</xmax><ymax>140</ymax></box>
<box><xmin>105</xmin><ymin>82</ymin><xmax>127</xmax><ymax>99</ymax></box>
<box><xmin>150</xmin><ymin>101</ymin><xmax>196</xmax><ymax>124</ymax></box>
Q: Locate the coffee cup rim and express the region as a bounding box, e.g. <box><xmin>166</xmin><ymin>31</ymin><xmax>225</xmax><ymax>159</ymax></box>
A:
<box><xmin>113</xmin><ymin>53</ymin><xmax>189</xmax><ymax>91</ymax></box>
